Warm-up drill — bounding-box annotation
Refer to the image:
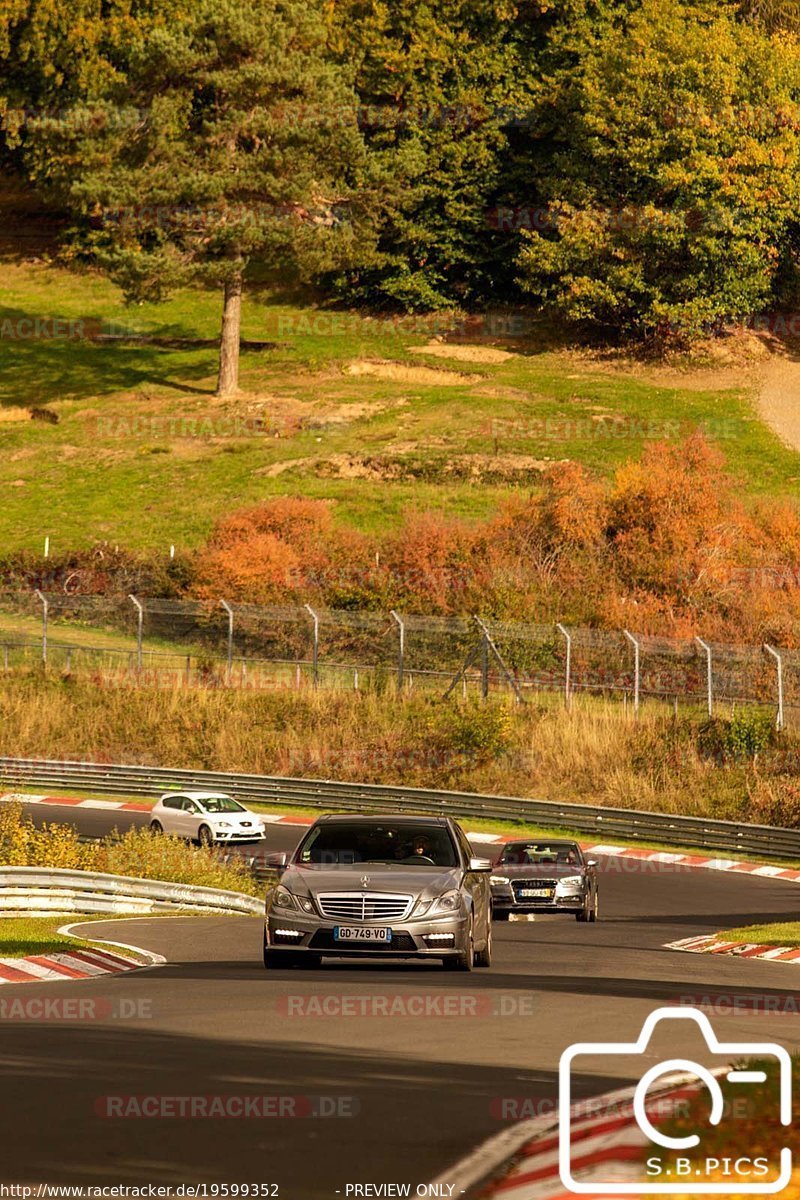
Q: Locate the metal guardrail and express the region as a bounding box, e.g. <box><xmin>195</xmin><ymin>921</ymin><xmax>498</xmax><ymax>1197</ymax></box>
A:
<box><xmin>1</xmin><ymin>757</ymin><xmax>799</xmax><ymax>862</ymax></box>
<box><xmin>0</xmin><ymin>866</ymin><xmax>263</xmax><ymax>915</ymax></box>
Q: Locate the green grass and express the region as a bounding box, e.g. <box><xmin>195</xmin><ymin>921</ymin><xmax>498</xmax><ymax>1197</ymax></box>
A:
<box><xmin>719</xmin><ymin>922</ymin><xmax>800</xmax><ymax>946</ymax></box>
<box><xmin>0</xmin><ymin>914</ymin><xmax>140</xmax><ymax>958</ymax></box>
<box><xmin>0</xmin><ymin>609</ymin><xmax>201</xmax><ymax>655</ymax></box>
<box><xmin>1</xmin><ymin>259</ymin><xmax>798</xmax><ymax>551</ymax></box>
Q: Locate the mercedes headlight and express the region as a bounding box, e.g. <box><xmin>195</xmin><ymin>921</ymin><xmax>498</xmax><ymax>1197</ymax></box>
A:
<box><xmin>431</xmin><ymin>889</ymin><xmax>462</xmax><ymax>915</ymax></box>
<box><xmin>272</xmin><ymin>885</ymin><xmax>297</xmax><ymax>910</ymax></box>
<box><xmin>272</xmin><ymin>886</ymin><xmax>314</xmax><ymax>913</ymax></box>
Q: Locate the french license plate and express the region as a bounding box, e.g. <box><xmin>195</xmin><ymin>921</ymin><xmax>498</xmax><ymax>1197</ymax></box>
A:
<box><xmin>519</xmin><ymin>888</ymin><xmax>552</xmax><ymax>898</ymax></box>
<box><xmin>333</xmin><ymin>926</ymin><xmax>392</xmax><ymax>942</ymax></box>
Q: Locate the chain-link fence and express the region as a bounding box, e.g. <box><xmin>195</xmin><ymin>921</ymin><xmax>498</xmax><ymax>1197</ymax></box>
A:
<box><xmin>0</xmin><ymin>590</ymin><xmax>794</xmax><ymax>724</ymax></box>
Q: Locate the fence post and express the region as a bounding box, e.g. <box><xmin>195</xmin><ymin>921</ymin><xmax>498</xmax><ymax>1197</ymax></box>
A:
<box><xmin>34</xmin><ymin>590</ymin><xmax>48</xmax><ymax>665</ymax></box>
<box><xmin>128</xmin><ymin>594</ymin><xmax>143</xmax><ymax>671</ymax></box>
<box><xmin>695</xmin><ymin>637</ymin><xmax>713</xmax><ymax>717</ymax></box>
<box><xmin>623</xmin><ymin>629</ymin><xmax>640</xmax><ymax>718</ymax></box>
<box><xmin>480</xmin><ymin>633</ymin><xmax>490</xmax><ymax>699</ymax></box>
<box><xmin>304</xmin><ymin>603</ymin><xmax>319</xmax><ymax>688</ymax></box>
<box><xmin>220</xmin><ymin>600</ymin><xmax>234</xmax><ymax>683</ymax></box>
<box><xmin>390</xmin><ymin>610</ymin><xmax>405</xmax><ymax>690</ymax></box>
<box><xmin>764</xmin><ymin>644</ymin><xmax>784</xmax><ymax>732</ymax></box>
<box><xmin>556</xmin><ymin>623</ymin><xmax>572</xmax><ymax>710</ymax></box>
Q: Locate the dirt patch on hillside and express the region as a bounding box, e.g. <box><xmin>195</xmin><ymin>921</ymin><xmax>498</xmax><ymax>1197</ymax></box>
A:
<box><xmin>0</xmin><ymin>408</ymin><xmax>31</xmax><ymax>424</ymax></box>
<box><xmin>410</xmin><ymin>341</ymin><xmax>514</xmax><ymax>365</ymax></box>
<box><xmin>262</xmin><ymin>451</ymin><xmax>562</xmax><ymax>484</ymax></box>
<box><xmin>345</xmin><ymin>359</ymin><xmax>480</xmax><ymax>386</ymax></box>
<box><xmin>758</xmin><ymin>358</ymin><xmax>800</xmax><ymax>452</ymax></box>
<box><xmin>563</xmin><ymin>331</ymin><xmax>776</xmax><ymax>393</ymax></box>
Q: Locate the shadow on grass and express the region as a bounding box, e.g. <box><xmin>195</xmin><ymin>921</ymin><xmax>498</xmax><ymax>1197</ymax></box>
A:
<box><xmin>0</xmin><ymin>305</ymin><xmax>221</xmax><ymax>406</ymax></box>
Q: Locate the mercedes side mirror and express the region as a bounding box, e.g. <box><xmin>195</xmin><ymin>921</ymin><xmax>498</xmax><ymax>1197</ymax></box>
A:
<box><xmin>266</xmin><ymin>851</ymin><xmax>289</xmax><ymax>871</ymax></box>
<box><xmin>469</xmin><ymin>857</ymin><xmax>493</xmax><ymax>872</ymax></box>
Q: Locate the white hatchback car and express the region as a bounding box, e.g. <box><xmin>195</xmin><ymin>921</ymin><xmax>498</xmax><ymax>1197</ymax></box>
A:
<box><xmin>150</xmin><ymin>792</ymin><xmax>266</xmax><ymax>846</ymax></box>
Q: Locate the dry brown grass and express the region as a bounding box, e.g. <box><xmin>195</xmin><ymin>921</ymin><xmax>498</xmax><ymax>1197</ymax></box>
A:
<box><xmin>0</xmin><ymin>670</ymin><xmax>773</xmax><ymax>821</ymax></box>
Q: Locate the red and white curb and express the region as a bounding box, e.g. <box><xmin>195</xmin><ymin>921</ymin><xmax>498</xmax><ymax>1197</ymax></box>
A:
<box><xmin>0</xmin><ymin>791</ymin><xmax>310</xmax><ymax>824</ymax></box>
<box><xmin>667</xmin><ymin>933</ymin><xmax>800</xmax><ymax>964</ymax></box>
<box><xmin>1</xmin><ymin>791</ymin><xmax>151</xmax><ymax>814</ymax></box>
<box><xmin>5</xmin><ymin>793</ymin><xmax>800</xmax><ymax>880</ymax></box>
<box><xmin>429</xmin><ymin>1072</ymin><xmax>708</xmax><ymax>1199</ymax></box>
<box><xmin>0</xmin><ymin>923</ymin><xmax>165</xmax><ymax>985</ymax></box>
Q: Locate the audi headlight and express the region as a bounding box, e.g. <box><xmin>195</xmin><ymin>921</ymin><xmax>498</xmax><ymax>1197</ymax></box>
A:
<box><xmin>431</xmin><ymin>889</ymin><xmax>462</xmax><ymax>915</ymax></box>
<box><xmin>490</xmin><ymin>875</ymin><xmax>510</xmax><ymax>886</ymax></box>
<box><xmin>557</xmin><ymin>875</ymin><xmax>584</xmax><ymax>890</ymax></box>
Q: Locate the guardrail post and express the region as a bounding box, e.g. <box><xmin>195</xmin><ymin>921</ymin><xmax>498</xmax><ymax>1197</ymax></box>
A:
<box><xmin>128</xmin><ymin>594</ymin><xmax>143</xmax><ymax>671</ymax></box>
<box><xmin>556</xmin><ymin>623</ymin><xmax>572</xmax><ymax>710</ymax></box>
<box><xmin>390</xmin><ymin>610</ymin><xmax>405</xmax><ymax>690</ymax></box>
<box><xmin>764</xmin><ymin>644</ymin><xmax>784</xmax><ymax>731</ymax></box>
<box><xmin>623</xmin><ymin>629</ymin><xmax>640</xmax><ymax>718</ymax></box>
<box><xmin>304</xmin><ymin>603</ymin><xmax>319</xmax><ymax>688</ymax></box>
<box><xmin>695</xmin><ymin>637</ymin><xmax>713</xmax><ymax>717</ymax></box>
<box><xmin>220</xmin><ymin>599</ymin><xmax>234</xmax><ymax>683</ymax></box>
<box><xmin>34</xmin><ymin>590</ymin><xmax>48</xmax><ymax>665</ymax></box>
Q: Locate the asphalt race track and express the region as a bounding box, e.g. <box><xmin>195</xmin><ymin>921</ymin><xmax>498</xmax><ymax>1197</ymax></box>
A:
<box><xmin>2</xmin><ymin>801</ymin><xmax>800</xmax><ymax>1196</ymax></box>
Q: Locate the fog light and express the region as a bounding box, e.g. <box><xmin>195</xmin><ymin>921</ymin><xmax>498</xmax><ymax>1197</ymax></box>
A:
<box><xmin>274</xmin><ymin>929</ymin><xmax>303</xmax><ymax>938</ymax></box>
<box><xmin>426</xmin><ymin>933</ymin><xmax>455</xmax><ymax>942</ymax></box>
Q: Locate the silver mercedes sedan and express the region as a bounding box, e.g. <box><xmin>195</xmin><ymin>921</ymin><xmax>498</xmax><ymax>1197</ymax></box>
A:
<box><xmin>263</xmin><ymin>814</ymin><xmax>493</xmax><ymax>970</ymax></box>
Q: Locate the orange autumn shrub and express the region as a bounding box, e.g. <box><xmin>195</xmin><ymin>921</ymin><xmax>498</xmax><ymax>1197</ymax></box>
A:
<box><xmin>188</xmin><ymin>438</ymin><xmax>800</xmax><ymax>643</ymax></box>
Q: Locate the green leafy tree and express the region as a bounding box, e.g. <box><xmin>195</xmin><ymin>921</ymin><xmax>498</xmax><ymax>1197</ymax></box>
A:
<box><xmin>516</xmin><ymin>0</ymin><xmax>800</xmax><ymax>342</ymax></box>
<box><xmin>327</xmin><ymin>0</ymin><xmax>542</xmax><ymax>309</ymax></box>
<box><xmin>17</xmin><ymin>0</ymin><xmax>372</xmax><ymax>394</ymax></box>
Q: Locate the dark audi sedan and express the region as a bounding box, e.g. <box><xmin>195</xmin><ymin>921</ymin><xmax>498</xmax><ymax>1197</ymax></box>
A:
<box><xmin>490</xmin><ymin>839</ymin><xmax>599</xmax><ymax>922</ymax></box>
<box><xmin>263</xmin><ymin>814</ymin><xmax>494</xmax><ymax>970</ymax></box>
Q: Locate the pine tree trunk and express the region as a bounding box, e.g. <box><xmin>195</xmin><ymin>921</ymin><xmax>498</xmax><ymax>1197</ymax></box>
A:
<box><xmin>216</xmin><ymin>274</ymin><xmax>243</xmax><ymax>397</ymax></box>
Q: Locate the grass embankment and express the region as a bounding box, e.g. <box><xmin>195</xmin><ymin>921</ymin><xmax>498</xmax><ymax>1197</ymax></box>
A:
<box><xmin>719</xmin><ymin>923</ymin><xmax>800</xmax><ymax>946</ymax></box>
<box><xmin>0</xmin><ymin>609</ymin><xmax>201</xmax><ymax>657</ymax></box>
<box><xmin>0</xmin><ymin>801</ymin><xmax>260</xmax><ymax>896</ymax></box>
<box><xmin>0</xmin><ymin>672</ymin><xmax>796</xmax><ymax>827</ymax></box>
<box><xmin>0</xmin><ymin>915</ymin><xmax>136</xmax><ymax>958</ymax></box>
<box><xmin>1</xmin><ymin>260</ymin><xmax>797</xmax><ymax>552</ymax></box>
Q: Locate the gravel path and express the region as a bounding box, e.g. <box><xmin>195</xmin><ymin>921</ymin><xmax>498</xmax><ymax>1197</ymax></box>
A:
<box><xmin>759</xmin><ymin>357</ymin><xmax>800</xmax><ymax>451</ymax></box>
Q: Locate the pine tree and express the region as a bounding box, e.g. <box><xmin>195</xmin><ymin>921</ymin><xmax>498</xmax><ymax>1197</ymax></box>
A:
<box><xmin>18</xmin><ymin>0</ymin><xmax>371</xmax><ymax>395</ymax></box>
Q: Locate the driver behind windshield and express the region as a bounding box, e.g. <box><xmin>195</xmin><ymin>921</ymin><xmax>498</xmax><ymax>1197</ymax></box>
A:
<box><xmin>300</xmin><ymin>824</ymin><xmax>457</xmax><ymax>866</ymax></box>
<box><xmin>398</xmin><ymin>837</ymin><xmax>433</xmax><ymax>864</ymax></box>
